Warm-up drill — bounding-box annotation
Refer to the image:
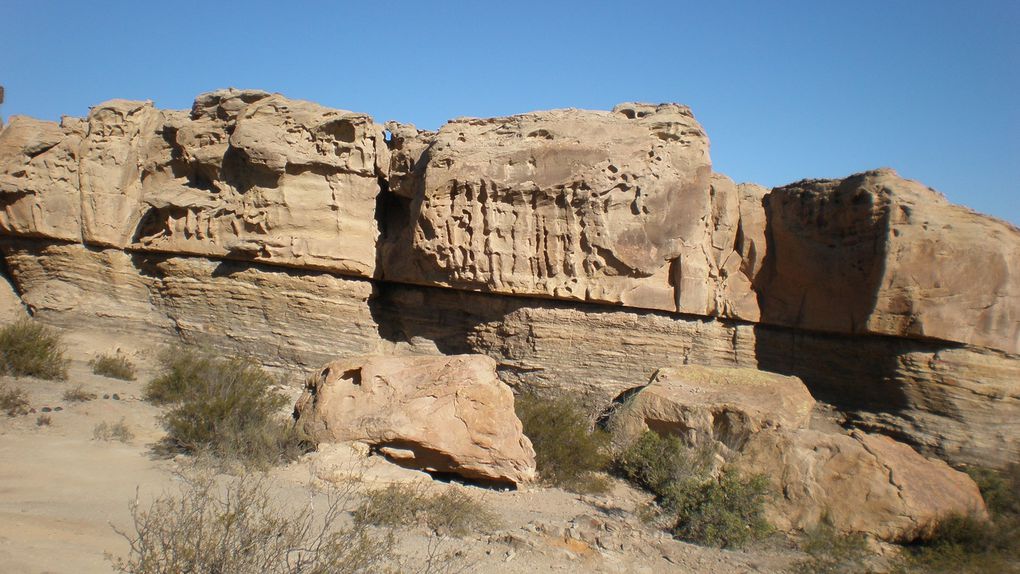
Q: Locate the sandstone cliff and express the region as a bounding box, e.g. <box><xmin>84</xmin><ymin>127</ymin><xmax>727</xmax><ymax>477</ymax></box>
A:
<box><xmin>1</xmin><ymin>90</ymin><xmax>1017</xmax><ymax>468</ymax></box>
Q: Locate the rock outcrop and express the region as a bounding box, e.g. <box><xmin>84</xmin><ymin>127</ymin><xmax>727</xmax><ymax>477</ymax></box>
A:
<box><xmin>611</xmin><ymin>365</ymin><xmax>814</xmax><ymax>451</ymax></box>
<box><xmin>382</xmin><ymin>104</ymin><xmax>764</xmax><ymax>320</ymax></box>
<box><xmin>1</xmin><ymin>90</ymin><xmax>1018</xmax><ymax>472</ymax></box>
<box><xmin>760</xmin><ymin>168</ymin><xmax>1020</xmax><ymax>355</ymax></box>
<box><xmin>735</xmin><ymin>429</ymin><xmax>988</xmax><ymax>541</ymax></box>
<box><xmin>294</xmin><ymin>354</ymin><xmax>537</xmax><ymax>486</ymax></box>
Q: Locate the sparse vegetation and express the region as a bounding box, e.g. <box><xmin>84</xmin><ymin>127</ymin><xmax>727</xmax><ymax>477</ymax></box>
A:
<box><xmin>90</xmin><ymin>353</ymin><xmax>137</xmax><ymax>381</ymax></box>
<box><xmin>63</xmin><ymin>384</ymin><xmax>98</xmax><ymax>402</ymax></box>
<box><xmin>36</xmin><ymin>413</ymin><xmax>51</xmax><ymax>426</ymax></box>
<box><xmin>1</xmin><ymin>383</ymin><xmax>30</xmax><ymax>416</ymax></box>
<box><xmin>145</xmin><ymin>347</ymin><xmax>309</xmax><ymax>468</ymax></box>
<box><xmin>94</xmin><ymin>419</ymin><xmax>135</xmax><ymax>443</ymax></box>
<box><xmin>616</xmin><ymin>431</ymin><xmax>771</xmax><ymax>549</ymax></box>
<box><xmin>109</xmin><ymin>471</ymin><xmax>400</xmax><ymax>574</ymax></box>
<box><xmin>791</xmin><ymin>522</ymin><xmax>873</xmax><ymax>574</ymax></box>
<box><xmin>892</xmin><ymin>464</ymin><xmax>1020</xmax><ymax>573</ymax></box>
<box><xmin>0</xmin><ymin>319</ymin><xmax>68</xmax><ymax>380</ymax></box>
<box><xmin>354</xmin><ymin>482</ymin><xmax>499</xmax><ymax>537</ymax></box>
<box><xmin>515</xmin><ymin>392</ymin><xmax>612</xmax><ymax>493</ymax></box>
<box><xmin>616</xmin><ymin>430</ymin><xmax>715</xmax><ymax>495</ymax></box>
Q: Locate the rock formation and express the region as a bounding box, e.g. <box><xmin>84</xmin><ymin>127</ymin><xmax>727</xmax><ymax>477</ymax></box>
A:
<box><xmin>735</xmin><ymin>429</ymin><xmax>987</xmax><ymax>541</ymax></box>
<box><xmin>611</xmin><ymin>365</ymin><xmax>814</xmax><ymax>451</ymax></box>
<box><xmin>614</xmin><ymin>364</ymin><xmax>987</xmax><ymax>541</ymax></box>
<box><xmin>0</xmin><ymin>89</ymin><xmax>1018</xmax><ymax>472</ymax></box>
<box><xmin>294</xmin><ymin>354</ymin><xmax>537</xmax><ymax>486</ymax></box>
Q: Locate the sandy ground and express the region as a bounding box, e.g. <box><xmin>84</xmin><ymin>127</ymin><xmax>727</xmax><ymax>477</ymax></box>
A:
<box><xmin>0</xmin><ymin>331</ymin><xmax>804</xmax><ymax>574</ymax></box>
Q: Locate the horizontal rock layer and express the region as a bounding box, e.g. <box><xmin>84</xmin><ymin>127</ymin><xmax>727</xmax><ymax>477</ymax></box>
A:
<box><xmin>1</xmin><ymin>91</ymin><xmax>1018</xmax><ymax>470</ymax></box>
<box><xmin>1</xmin><ymin>239</ymin><xmax>1016</xmax><ymax>468</ymax></box>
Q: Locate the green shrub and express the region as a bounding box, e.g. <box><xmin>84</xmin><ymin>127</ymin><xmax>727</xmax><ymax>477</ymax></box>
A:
<box><xmin>515</xmin><ymin>392</ymin><xmax>612</xmax><ymax>493</ymax></box>
<box><xmin>90</xmin><ymin>353</ymin><xmax>137</xmax><ymax>381</ymax></box>
<box><xmin>893</xmin><ymin>465</ymin><xmax>1020</xmax><ymax>573</ymax></box>
<box><xmin>664</xmin><ymin>469</ymin><xmax>771</xmax><ymax>548</ymax></box>
<box><xmin>1</xmin><ymin>383</ymin><xmax>30</xmax><ymax>416</ymax></box>
<box><xmin>94</xmin><ymin>419</ymin><xmax>135</xmax><ymax>443</ymax></box>
<box><xmin>616</xmin><ymin>431</ymin><xmax>770</xmax><ymax>549</ymax></box>
<box><xmin>145</xmin><ymin>347</ymin><xmax>309</xmax><ymax>468</ymax></box>
<box><xmin>63</xmin><ymin>384</ymin><xmax>98</xmax><ymax>402</ymax></box>
<box><xmin>0</xmin><ymin>319</ymin><xmax>68</xmax><ymax>380</ymax></box>
<box><xmin>109</xmin><ymin>471</ymin><xmax>398</xmax><ymax>574</ymax></box>
<box><xmin>616</xmin><ymin>430</ymin><xmax>714</xmax><ymax>496</ymax></box>
<box><xmin>354</xmin><ymin>482</ymin><xmax>499</xmax><ymax>537</ymax></box>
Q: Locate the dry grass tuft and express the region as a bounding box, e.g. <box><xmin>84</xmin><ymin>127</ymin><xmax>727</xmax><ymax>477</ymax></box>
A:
<box><xmin>0</xmin><ymin>319</ymin><xmax>68</xmax><ymax>380</ymax></box>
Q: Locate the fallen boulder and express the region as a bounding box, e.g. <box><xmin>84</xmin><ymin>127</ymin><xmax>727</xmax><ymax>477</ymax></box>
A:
<box><xmin>733</xmin><ymin>428</ymin><xmax>988</xmax><ymax>541</ymax></box>
<box><xmin>294</xmin><ymin>354</ymin><xmax>537</xmax><ymax>486</ymax></box>
<box><xmin>612</xmin><ymin>365</ymin><xmax>814</xmax><ymax>451</ymax></box>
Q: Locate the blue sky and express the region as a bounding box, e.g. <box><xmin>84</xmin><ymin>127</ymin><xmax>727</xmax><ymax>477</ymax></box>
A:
<box><xmin>3</xmin><ymin>1</ymin><xmax>1018</xmax><ymax>224</ymax></box>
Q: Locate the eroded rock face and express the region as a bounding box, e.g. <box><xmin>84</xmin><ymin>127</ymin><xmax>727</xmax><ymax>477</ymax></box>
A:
<box><xmin>0</xmin><ymin>116</ymin><xmax>83</xmax><ymax>241</ymax></box>
<box><xmin>294</xmin><ymin>354</ymin><xmax>537</xmax><ymax>486</ymax></box>
<box><xmin>612</xmin><ymin>365</ymin><xmax>814</xmax><ymax>451</ymax></box>
<box><xmin>1</xmin><ymin>91</ymin><xmax>1018</xmax><ymax>475</ymax></box>
<box><xmin>1</xmin><ymin>89</ymin><xmax>389</xmax><ymax>277</ymax></box>
<box><xmin>382</xmin><ymin>104</ymin><xmax>762</xmax><ymax>320</ymax></box>
<box><xmin>761</xmin><ymin>168</ymin><xmax>1020</xmax><ymax>355</ymax></box>
<box><xmin>734</xmin><ymin>429</ymin><xmax>988</xmax><ymax>541</ymax></box>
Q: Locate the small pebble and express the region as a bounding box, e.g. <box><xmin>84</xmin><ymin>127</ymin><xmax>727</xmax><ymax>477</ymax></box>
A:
<box><xmin>103</xmin><ymin>394</ymin><xmax>110</xmax><ymax>399</ymax></box>
<box><xmin>111</xmin><ymin>394</ymin><xmax>120</xmax><ymax>400</ymax></box>
<box><xmin>41</xmin><ymin>407</ymin><xmax>52</xmax><ymax>412</ymax></box>
<box><xmin>53</xmin><ymin>406</ymin><xmax>63</xmax><ymax>412</ymax></box>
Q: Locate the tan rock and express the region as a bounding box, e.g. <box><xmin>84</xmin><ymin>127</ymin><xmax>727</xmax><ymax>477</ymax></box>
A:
<box><xmin>0</xmin><ymin>116</ymin><xmax>83</xmax><ymax>241</ymax></box>
<box><xmin>612</xmin><ymin>365</ymin><xmax>814</xmax><ymax>450</ymax></box>
<box><xmin>734</xmin><ymin>429</ymin><xmax>987</xmax><ymax>541</ymax></box>
<box><xmin>383</xmin><ymin>103</ymin><xmax>756</xmax><ymax>319</ymax></box>
<box><xmin>295</xmin><ymin>354</ymin><xmax>537</xmax><ymax>486</ymax></box>
<box><xmin>0</xmin><ymin>89</ymin><xmax>389</xmax><ymax>278</ymax></box>
<box><xmin>761</xmin><ymin>168</ymin><xmax>1020</xmax><ymax>354</ymax></box>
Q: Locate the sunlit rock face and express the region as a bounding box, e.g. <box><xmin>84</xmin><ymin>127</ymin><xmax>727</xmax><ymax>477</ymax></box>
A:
<box><xmin>382</xmin><ymin>103</ymin><xmax>764</xmax><ymax>321</ymax></box>
<box><xmin>760</xmin><ymin>168</ymin><xmax>1020</xmax><ymax>355</ymax></box>
<box><xmin>1</xmin><ymin>91</ymin><xmax>1018</xmax><ymax>470</ymax></box>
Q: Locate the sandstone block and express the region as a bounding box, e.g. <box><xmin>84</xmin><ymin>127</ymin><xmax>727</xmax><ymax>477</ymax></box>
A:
<box><xmin>761</xmin><ymin>168</ymin><xmax>1020</xmax><ymax>354</ymax></box>
<box><xmin>734</xmin><ymin>429</ymin><xmax>987</xmax><ymax>541</ymax></box>
<box><xmin>612</xmin><ymin>365</ymin><xmax>814</xmax><ymax>450</ymax></box>
<box><xmin>295</xmin><ymin>354</ymin><xmax>537</xmax><ymax>486</ymax></box>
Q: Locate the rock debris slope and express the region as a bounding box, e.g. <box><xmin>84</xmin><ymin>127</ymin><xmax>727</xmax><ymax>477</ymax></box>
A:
<box><xmin>0</xmin><ymin>89</ymin><xmax>1017</xmax><ymax>468</ymax></box>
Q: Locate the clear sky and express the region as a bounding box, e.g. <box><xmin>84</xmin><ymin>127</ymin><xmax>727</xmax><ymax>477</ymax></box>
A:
<box><xmin>2</xmin><ymin>1</ymin><xmax>1018</xmax><ymax>225</ymax></box>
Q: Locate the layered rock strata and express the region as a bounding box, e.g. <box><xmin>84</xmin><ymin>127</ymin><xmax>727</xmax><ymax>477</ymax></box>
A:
<box><xmin>1</xmin><ymin>90</ymin><xmax>1017</xmax><ymax>470</ymax></box>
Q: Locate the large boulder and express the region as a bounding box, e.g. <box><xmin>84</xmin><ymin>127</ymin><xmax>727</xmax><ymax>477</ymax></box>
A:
<box><xmin>382</xmin><ymin>103</ymin><xmax>763</xmax><ymax>320</ymax></box>
<box><xmin>612</xmin><ymin>365</ymin><xmax>814</xmax><ymax>451</ymax></box>
<box><xmin>294</xmin><ymin>354</ymin><xmax>537</xmax><ymax>486</ymax></box>
<box><xmin>734</xmin><ymin>429</ymin><xmax>988</xmax><ymax>541</ymax></box>
<box><xmin>760</xmin><ymin>168</ymin><xmax>1020</xmax><ymax>355</ymax></box>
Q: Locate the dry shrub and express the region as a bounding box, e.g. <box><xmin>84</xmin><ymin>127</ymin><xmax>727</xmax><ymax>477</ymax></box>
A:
<box><xmin>617</xmin><ymin>431</ymin><xmax>771</xmax><ymax>549</ymax></box>
<box><xmin>792</xmin><ymin>521</ymin><xmax>874</xmax><ymax>574</ymax></box>
<box><xmin>109</xmin><ymin>471</ymin><xmax>397</xmax><ymax>574</ymax></box>
<box><xmin>63</xmin><ymin>384</ymin><xmax>98</xmax><ymax>402</ymax></box>
<box><xmin>144</xmin><ymin>347</ymin><xmax>310</xmax><ymax>468</ymax></box>
<box><xmin>94</xmin><ymin>419</ymin><xmax>135</xmax><ymax>443</ymax></box>
<box><xmin>90</xmin><ymin>353</ymin><xmax>137</xmax><ymax>381</ymax></box>
<box><xmin>515</xmin><ymin>392</ymin><xmax>612</xmax><ymax>494</ymax></box>
<box><xmin>0</xmin><ymin>319</ymin><xmax>68</xmax><ymax>380</ymax></box>
<box><xmin>1</xmin><ymin>383</ymin><xmax>30</xmax><ymax>416</ymax></box>
<box><xmin>36</xmin><ymin>413</ymin><xmax>51</xmax><ymax>426</ymax></box>
<box><xmin>354</xmin><ymin>482</ymin><xmax>499</xmax><ymax>537</ymax></box>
